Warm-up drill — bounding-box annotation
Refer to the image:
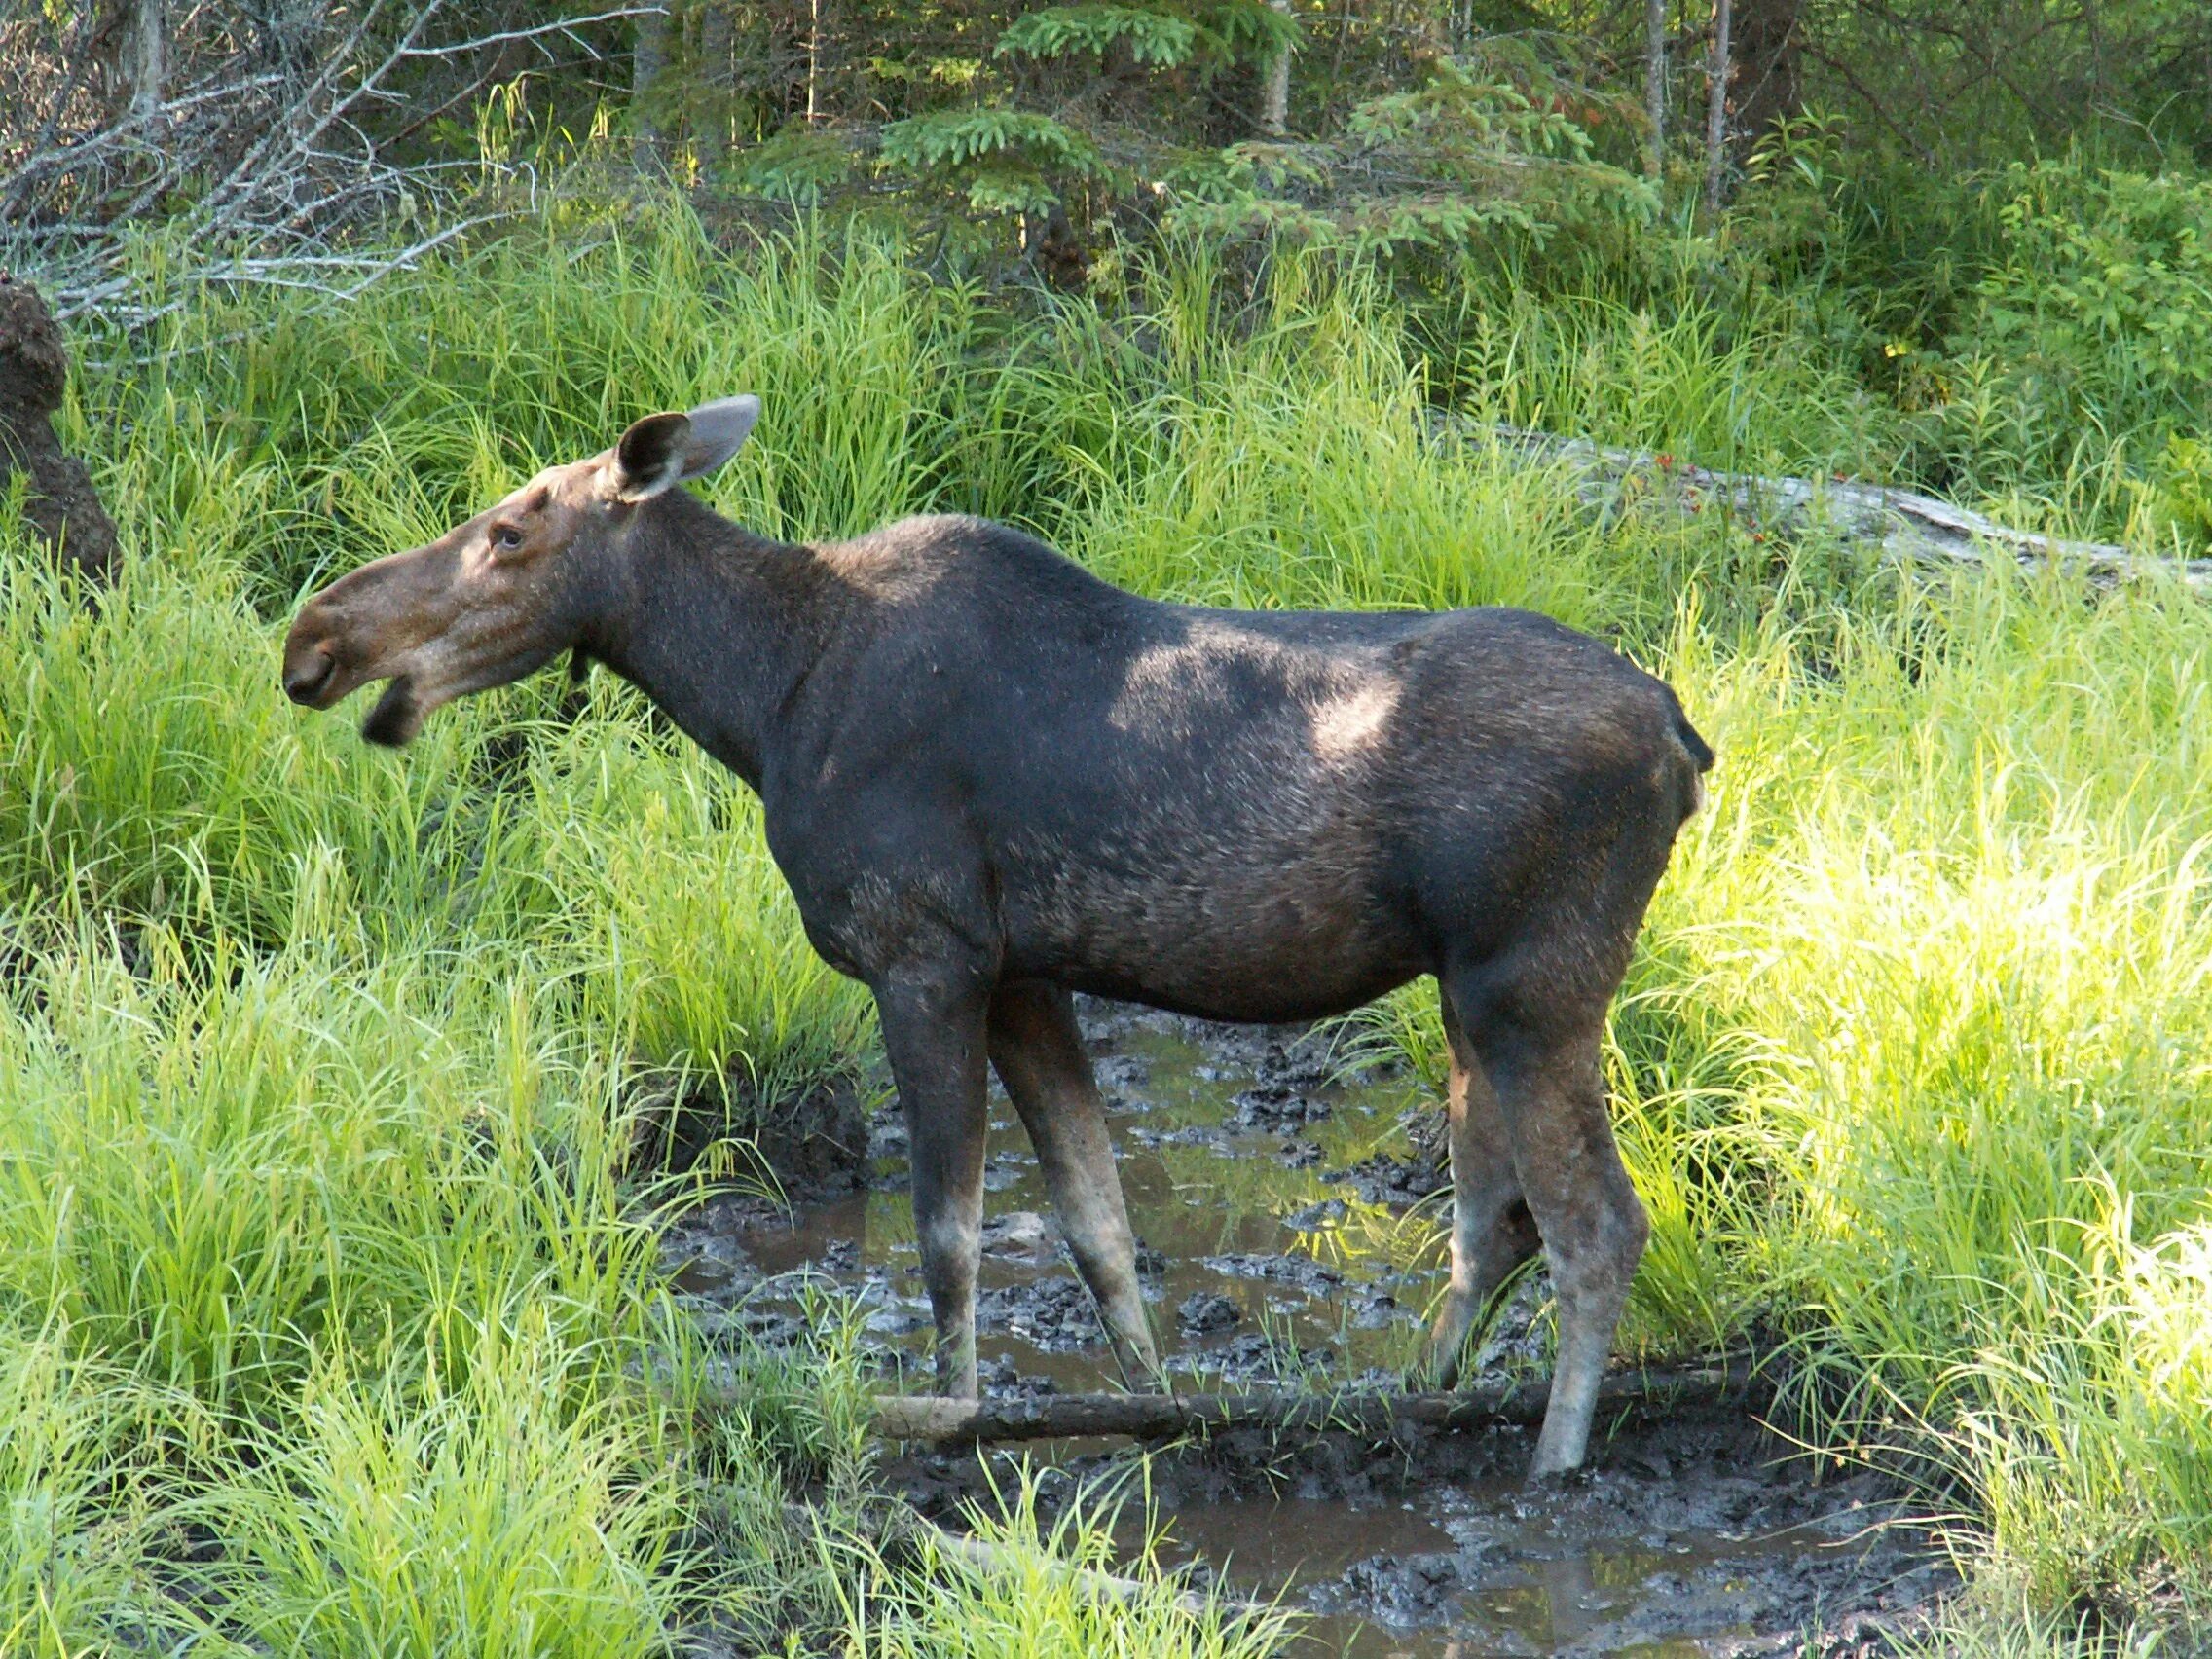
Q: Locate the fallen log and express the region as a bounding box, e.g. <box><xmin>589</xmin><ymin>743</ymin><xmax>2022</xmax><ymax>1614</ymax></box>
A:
<box><xmin>866</xmin><ymin>1359</ymin><xmax>1753</xmax><ymax>1446</ymax></box>
<box><xmin>1449</xmin><ymin>420</ymin><xmax>2212</xmax><ymax>592</ymax></box>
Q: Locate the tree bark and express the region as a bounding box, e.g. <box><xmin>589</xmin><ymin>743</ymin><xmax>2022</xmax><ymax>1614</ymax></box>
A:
<box><xmin>1702</xmin><ymin>0</ymin><xmax>1731</xmax><ymax>217</ymax></box>
<box><xmin>0</xmin><ymin>277</ymin><xmax>119</xmax><ymax>585</ymax></box>
<box><xmin>805</xmin><ymin>0</ymin><xmax>826</xmax><ymax>121</ymax></box>
<box><xmin>861</xmin><ymin>1363</ymin><xmax>1752</xmax><ymax>1446</ymax></box>
<box><xmin>1729</xmin><ymin>0</ymin><xmax>1800</xmax><ymax>153</ymax></box>
<box><xmin>700</xmin><ymin>0</ymin><xmax>736</xmax><ymax>151</ymax></box>
<box><xmin>1260</xmin><ymin>0</ymin><xmax>1292</xmax><ymax>136</ymax></box>
<box><xmin>1456</xmin><ymin>420</ymin><xmax>2212</xmax><ymax>591</ymax></box>
<box><xmin>632</xmin><ymin>2</ymin><xmax>668</xmax><ymax>166</ymax></box>
<box><xmin>1644</xmin><ymin>0</ymin><xmax>1666</xmax><ymax>179</ymax></box>
<box><xmin>128</xmin><ymin>0</ymin><xmax>165</xmax><ymax>120</ymax></box>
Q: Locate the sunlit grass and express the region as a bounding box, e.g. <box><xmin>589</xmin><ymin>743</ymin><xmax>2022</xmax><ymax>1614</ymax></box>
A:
<box><xmin>839</xmin><ymin>1466</ymin><xmax>1299</xmax><ymax>1659</ymax></box>
<box><xmin>0</xmin><ymin>927</ymin><xmax>671</xmax><ymax>1413</ymax></box>
<box><xmin>0</xmin><ymin>203</ymin><xmax>2205</xmax><ymax>1648</ymax></box>
<box><xmin>0</xmin><ymin>1326</ymin><xmax>190</xmax><ymax>1656</ymax></box>
<box><xmin>206</xmin><ymin>1330</ymin><xmax>689</xmax><ymax>1659</ymax></box>
<box><xmin>521</xmin><ymin>694</ymin><xmax>876</xmax><ymax>1100</ymax></box>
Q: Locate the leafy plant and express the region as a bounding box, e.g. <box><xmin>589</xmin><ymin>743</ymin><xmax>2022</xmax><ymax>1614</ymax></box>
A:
<box><xmin>736</xmin><ymin>127</ymin><xmax>863</xmax><ymax>206</ymax></box>
<box><xmin>878</xmin><ymin>108</ymin><xmax>1109</xmax><ymax>213</ymax></box>
<box><xmin>996</xmin><ymin>5</ymin><xmax>1198</xmax><ymax>67</ymax></box>
<box><xmin>1161</xmin><ymin>53</ymin><xmax>1653</xmax><ymax>259</ymax></box>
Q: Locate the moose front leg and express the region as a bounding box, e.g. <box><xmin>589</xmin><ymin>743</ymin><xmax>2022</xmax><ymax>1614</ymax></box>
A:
<box><xmin>987</xmin><ymin>980</ymin><xmax>1162</xmax><ymax>1388</ymax></box>
<box><xmin>873</xmin><ymin>965</ymin><xmax>992</xmax><ymax>1399</ymax></box>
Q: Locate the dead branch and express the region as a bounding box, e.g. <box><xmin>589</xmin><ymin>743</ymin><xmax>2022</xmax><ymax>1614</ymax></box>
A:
<box><xmin>858</xmin><ymin>1360</ymin><xmax>1753</xmax><ymax>1446</ymax></box>
<box><xmin>1458</xmin><ymin>421</ymin><xmax>2212</xmax><ymax>591</ymax></box>
<box><xmin>395</xmin><ymin>7</ymin><xmax>665</xmax><ymax>62</ymax></box>
<box><xmin>1</xmin><ymin>0</ymin><xmax>657</xmax><ymax>326</ymax></box>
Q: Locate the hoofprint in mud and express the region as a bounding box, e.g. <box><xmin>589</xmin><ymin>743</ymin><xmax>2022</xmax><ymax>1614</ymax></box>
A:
<box><xmin>664</xmin><ymin>1005</ymin><xmax>1955</xmax><ymax>1659</ymax></box>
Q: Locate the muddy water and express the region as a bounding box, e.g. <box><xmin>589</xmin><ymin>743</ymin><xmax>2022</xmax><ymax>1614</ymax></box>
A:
<box><xmin>664</xmin><ymin>1001</ymin><xmax>1952</xmax><ymax>1656</ymax></box>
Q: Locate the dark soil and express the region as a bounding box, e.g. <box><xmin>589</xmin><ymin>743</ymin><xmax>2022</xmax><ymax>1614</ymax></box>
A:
<box><xmin>663</xmin><ymin>1000</ymin><xmax>1957</xmax><ymax>1655</ymax></box>
<box><xmin>633</xmin><ymin>1073</ymin><xmax>869</xmax><ymax>1196</ymax></box>
<box><xmin>887</xmin><ymin>1401</ymin><xmax>1952</xmax><ymax>1658</ymax></box>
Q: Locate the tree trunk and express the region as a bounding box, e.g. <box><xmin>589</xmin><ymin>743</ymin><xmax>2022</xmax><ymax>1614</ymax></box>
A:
<box><xmin>805</xmin><ymin>0</ymin><xmax>826</xmax><ymax>120</ymax></box>
<box><xmin>700</xmin><ymin>0</ymin><xmax>736</xmax><ymax>152</ymax></box>
<box><xmin>1260</xmin><ymin>0</ymin><xmax>1292</xmax><ymax>136</ymax></box>
<box><xmin>1729</xmin><ymin>0</ymin><xmax>1800</xmax><ymax>153</ymax></box>
<box><xmin>1452</xmin><ymin>418</ymin><xmax>2212</xmax><ymax>591</ymax></box>
<box><xmin>128</xmin><ymin>0</ymin><xmax>164</xmax><ymax>119</ymax></box>
<box><xmin>1703</xmin><ymin>0</ymin><xmax>1731</xmax><ymax>218</ymax></box>
<box><xmin>1643</xmin><ymin>0</ymin><xmax>1666</xmax><ymax>179</ymax></box>
<box><xmin>0</xmin><ymin>276</ymin><xmax>120</xmax><ymax>586</ymax></box>
<box><xmin>632</xmin><ymin>3</ymin><xmax>668</xmax><ymax>166</ymax></box>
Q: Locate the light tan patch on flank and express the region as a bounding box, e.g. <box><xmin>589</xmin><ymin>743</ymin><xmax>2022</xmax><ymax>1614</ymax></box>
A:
<box><xmin>1309</xmin><ymin>680</ymin><xmax>1399</xmax><ymax>764</ymax></box>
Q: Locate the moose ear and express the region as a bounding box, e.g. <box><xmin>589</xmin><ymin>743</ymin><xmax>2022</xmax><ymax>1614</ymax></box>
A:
<box><xmin>609</xmin><ymin>395</ymin><xmax>759</xmax><ymax>504</ymax></box>
<box><xmin>679</xmin><ymin>394</ymin><xmax>759</xmax><ymax>478</ymax></box>
<box><xmin>611</xmin><ymin>411</ymin><xmax>693</xmax><ymax>502</ymax></box>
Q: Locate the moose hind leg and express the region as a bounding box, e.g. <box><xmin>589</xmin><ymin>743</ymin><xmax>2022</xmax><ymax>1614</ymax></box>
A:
<box><xmin>987</xmin><ymin>981</ymin><xmax>1161</xmax><ymax>1387</ymax></box>
<box><xmin>1422</xmin><ymin>993</ymin><xmax>1543</xmax><ymax>1388</ymax></box>
<box><xmin>1457</xmin><ymin>991</ymin><xmax>1648</xmax><ymax>1481</ymax></box>
<box><xmin>874</xmin><ymin>968</ymin><xmax>991</xmax><ymax>1399</ymax></box>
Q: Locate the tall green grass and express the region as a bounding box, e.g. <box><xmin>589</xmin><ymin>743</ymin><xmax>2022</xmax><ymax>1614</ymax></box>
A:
<box><xmin>837</xmin><ymin>1469</ymin><xmax>1297</xmax><ymax>1659</ymax></box>
<box><xmin>4</xmin><ymin>202</ymin><xmax>2207</xmax><ymax>1643</ymax></box>
<box><xmin>207</xmin><ymin>1332</ymin><xmax>689</xmax><ymax>1659</ymax></box>
<box><xmin>1635</xmin><ymin>569</ymin><xmax>2212</xmax><ymax>1604</ymax></box>
<box><xmin>0</xmin><ymin>1328</ymin><xmax>188</xmax><ymax>1655</ymax></box>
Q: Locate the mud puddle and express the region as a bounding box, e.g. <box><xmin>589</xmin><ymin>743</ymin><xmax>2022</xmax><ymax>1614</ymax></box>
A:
<box><xmin>663</xmin><ymin>1000</ymin><xmax>1953</xmax><ymax>1655</ymax></box>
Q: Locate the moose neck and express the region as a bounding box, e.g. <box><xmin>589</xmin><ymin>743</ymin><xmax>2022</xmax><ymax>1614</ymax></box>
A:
<box><xmin>585</xmin><ymin>493</ymin><xmax>832</xmax><ymax>792</ymax></box>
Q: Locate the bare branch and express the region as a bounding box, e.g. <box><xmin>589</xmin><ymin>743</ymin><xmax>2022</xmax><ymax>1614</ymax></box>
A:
<box><xmin>393</xmin><ymin>6</ymin><xmax>662</xmax><ymax>61</ymax></box>
<box><xmin>2</xmin><ymin>0</ymin><xmax>633</xmax><ymax>325</ymax></box>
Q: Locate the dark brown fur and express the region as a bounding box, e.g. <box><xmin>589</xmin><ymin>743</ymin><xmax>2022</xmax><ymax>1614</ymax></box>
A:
<box><xmin>282</xmin><ymin>400</ymin><xmax>1712</xmax><ymax>1478</ymax></box>
<box><xmin>0</xmin><ymin>276</ymin><xmax>117</xmax><ymax>582</ymax></box>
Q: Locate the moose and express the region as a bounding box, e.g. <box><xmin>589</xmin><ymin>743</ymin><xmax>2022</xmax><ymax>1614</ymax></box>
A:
<box><xmin>282</xmin><ymin>396</ymin><xmax>1712</xmax><ymax>1479</ymax></box>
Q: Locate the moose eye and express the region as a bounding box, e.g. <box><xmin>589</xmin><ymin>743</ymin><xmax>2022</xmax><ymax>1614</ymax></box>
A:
<box><xmin>491</xmin><ymin>525</ymin><xmax>524</xmax><ymax>551</ymax></box>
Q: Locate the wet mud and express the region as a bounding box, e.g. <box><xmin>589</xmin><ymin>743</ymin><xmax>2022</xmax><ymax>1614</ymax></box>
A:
<box><xmin>663</xmin><ymin>1001</ymin><xmax>1954</xmax><ymax>1656</ymax></box>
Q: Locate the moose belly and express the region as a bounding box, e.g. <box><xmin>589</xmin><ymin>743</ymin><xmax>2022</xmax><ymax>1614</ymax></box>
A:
<box><xmin>997</xmin><ymin>838</ymin><xmax>1431</xmax><ymax>1023</ymax></box>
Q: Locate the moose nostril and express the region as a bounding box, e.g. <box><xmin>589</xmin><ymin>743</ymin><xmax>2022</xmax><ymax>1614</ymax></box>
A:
<box><xmin>283</xmin><ymin>647</ymin><xmax>336</xmax><ymax>705</ymax></box>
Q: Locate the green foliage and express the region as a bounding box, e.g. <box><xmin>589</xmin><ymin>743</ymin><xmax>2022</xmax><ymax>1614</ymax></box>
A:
<box><xmin>1679</xmin><ymin>147</ymin><xmax>2212</xmax><ymax>549</ymax></box>
<box><xmin>1937</xmin><ymin>162</ymin><xmax>2212</xmax><ymax>525</ymax></box>
<box><xmin>1956</xmin><ymin>1211</ymin><xmax>2212</xmax><ymax>1607</ymax></box>
<box><xmin>0</xmin><ymin>1329</ymin><xmax>187</xmax><ymax>1655</ymax></box>
<box><xmin>737</xmin><ymin>126</ymin><xmax>864</xmax><ymax>206</ymax></box>
<box><xmin>528</xmin><ymin>703</ymin><xmax>875</xmax><ymax>1098</ymax></box>
<box><xmin>879</xmin><ymin>108</ymin><xmax>1108</xmax><ymax>213</ymax></box>
<box><xmin>208</xmin><ymin>1334</ymin><xmax>687</xmax><ymax>1659</ymax></box>
<box><xmin>2141</xmin><ymin>434</ymin><xmax>2212</xmax><ymax>547</ymax></box>
<box><xmin>996</xmin><ymin>5</ymin><xmax>1198</xmax><ymax>67</ymax></box>
<box><xmin>0</xmin><ymin>928</ymin><xmax>665</xmax><ymax>1413</ymax></box>
<box><xmin>1161</xmin><ymin>54</ymin><xmax>1653</xmax><ymax>259</ymax></box>
<box><xmin>845</xmin><ymin>1466</ymin><xmax>1299</xmax><ymax>1658</ymax></box>
<box><xmin>9</xmin><ymin>194</ymin><xmax>2212</xmax><ymax>1648</ymax></box>
<box><xmin>1182</xmin><ymin>0</ymin><xmax>1298</xmax><ymax>65</ymax></box>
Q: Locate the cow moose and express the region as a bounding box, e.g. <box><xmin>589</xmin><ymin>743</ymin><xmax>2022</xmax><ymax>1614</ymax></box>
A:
<box><xmin>282</xmin><ymin>396</ymin><xmax>1712</xmax><ymax>1479</ymax></box>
